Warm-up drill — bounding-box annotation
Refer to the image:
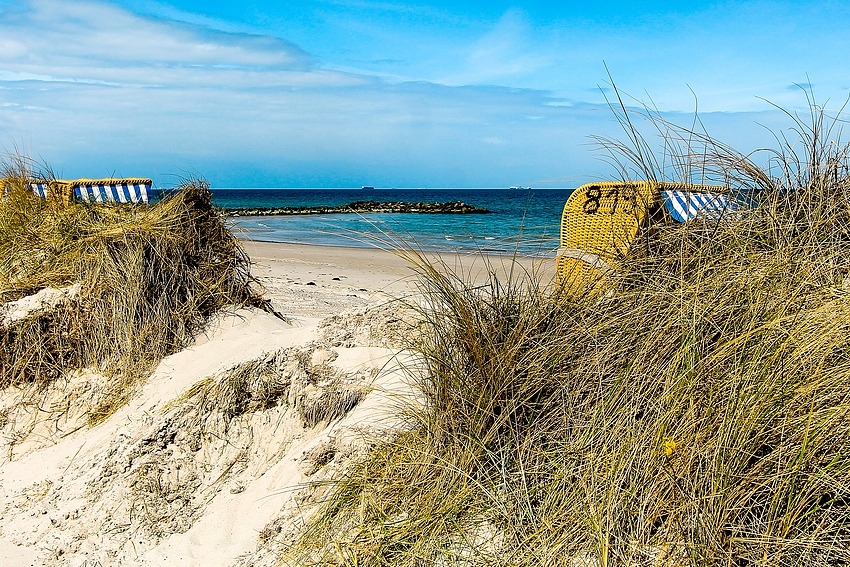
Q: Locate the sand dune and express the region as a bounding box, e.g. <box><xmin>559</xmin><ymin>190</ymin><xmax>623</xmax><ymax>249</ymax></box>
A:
<box><xmin>0</xmin><ymin>241</ymin><xmax>548</xmax><ymax>566</ymax></box>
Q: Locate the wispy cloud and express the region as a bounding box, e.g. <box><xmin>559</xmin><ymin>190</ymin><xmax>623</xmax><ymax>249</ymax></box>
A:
<box><xmin>0</xmin><ymin>0</ymin><xmax>599</xmax><ymax>186</ymax></box>
<box><xmin>0</xmin><ymin>0</ymin><xmax>813</xmax><ymax>187</ymax></box>
<box><xmin>0</xmin><ymin>0</ymin><xmax>316</xmax><ymax>86</ymax></box>
<box><xmin>459</xmin><ymin>9</ymin><xmax>551</xmax><ymax>85</ymax></box>
<box><xmin>787</xmin><ymin>82</ymin><xmax>815</xmax><ymax>91</ymax></box>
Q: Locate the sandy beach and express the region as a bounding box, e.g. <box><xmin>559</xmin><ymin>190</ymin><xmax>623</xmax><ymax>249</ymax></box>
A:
<box><xmin>241</xmin><ymin>240</ymin><xmax>553</xmax><ymax>318</ymax></box>
<box><xmin>0</xmin><ymin>239</ymin><xmax>553</xmax><ymax>567</ymax></box>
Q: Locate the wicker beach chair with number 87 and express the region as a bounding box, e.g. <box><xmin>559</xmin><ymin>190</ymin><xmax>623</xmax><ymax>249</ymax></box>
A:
<box><xmin>556</xmin><ymin>181</ymin><xmax>734</xmax><ymax>297</ymax></box>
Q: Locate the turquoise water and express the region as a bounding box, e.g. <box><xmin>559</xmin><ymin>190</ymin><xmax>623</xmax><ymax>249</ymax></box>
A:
<box><xmin>212</xmin><ymin>188</ymin><xmax>572</xmax><ymax>256</ymax></box>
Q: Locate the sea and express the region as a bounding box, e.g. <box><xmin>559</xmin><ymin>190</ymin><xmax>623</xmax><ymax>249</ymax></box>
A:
<box><xmin>204</xmin><ymin>188</ymin><xmax>573</xmax><ymax>256</ymax></box>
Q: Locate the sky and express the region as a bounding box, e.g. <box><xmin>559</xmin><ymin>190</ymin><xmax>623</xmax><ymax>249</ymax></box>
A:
<box><xmin>0</xmin><ymin>0</ymin><xmax>848</xmax><ymax>188</ymax></box>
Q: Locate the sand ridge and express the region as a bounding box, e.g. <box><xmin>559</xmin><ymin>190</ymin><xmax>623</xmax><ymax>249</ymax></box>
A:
<box><xmin>0</xmin><ymin>240</ymin><xmax>549</xmax><ymax>566</ymax></box>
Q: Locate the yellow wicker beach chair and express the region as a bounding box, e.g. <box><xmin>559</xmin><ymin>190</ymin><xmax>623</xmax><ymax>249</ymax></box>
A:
<box><xmin>0</xmin><ymin>178</ymin><xmax>59</xmax><ymax>201</ymax></box>
<box><xmin>556</xmin><ymin>181</ymin><xmax>730</xmax><ymax>297</ymax></box>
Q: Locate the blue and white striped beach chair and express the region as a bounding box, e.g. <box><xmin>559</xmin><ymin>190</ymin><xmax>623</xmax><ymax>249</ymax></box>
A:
<box><xmin>0</xmin><ymin>179</ymin><xmax>51</xmax><ymax>199</ymax></box>
<box><xmin>3</xmin><ymin>178</ymin><xmax>152</xmax><ymax>204</ymax></box>
<box><xmin>30</xmin><ymin>182</ymin><xmax>50</xmax><ymax>199</ymax></box>
<box><xmin>72</xmin><ymin>180</ymin><xmax>151</xmax><ymax>204</ymax></box>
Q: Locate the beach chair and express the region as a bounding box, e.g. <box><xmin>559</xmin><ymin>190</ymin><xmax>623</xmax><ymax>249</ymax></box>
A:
<box><xmin>1</xmin><ymin>178</ymin><xmax>152</xmax><ymax>205</ymax></box>
<box><xmin>29</xmin><ymin>181</ymin><xmax>50</xmax><ymax>199</ymax></box>
<box><xmin>0</xmin><ymin>179</ymin><xmax>59</xmax><ymax>202</ymax></box>
<box><xmin>66</xmin><ymin>178</ymin><xmax>152</xmax><ymax>204</ymax></box>
<box><xmin>0</xmin><ymin>178</ymin><xmax>48</xmax><ymax>200</ymax></box>
<box><xmin>556</xmin><ymin>181</ymin><xmax>733</xmax><ymax>296</ymax></box>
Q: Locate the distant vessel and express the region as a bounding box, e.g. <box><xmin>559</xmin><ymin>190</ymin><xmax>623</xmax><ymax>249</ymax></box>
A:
<box><xmin>361</xmin><ymin>185</ymin><xmax>375</xmax><ymax>190</ymax></box>
<box><xmin>509</xmin><ymin>186</ymin><xmax>532</xmax><ymax>190</ymax></box>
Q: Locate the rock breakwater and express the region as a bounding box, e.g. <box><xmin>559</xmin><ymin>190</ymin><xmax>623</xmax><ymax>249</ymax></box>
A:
<box><xmin>224</xmin><ymin>200</ymin><xmax>489</xmax><ymax>216</ymax></box>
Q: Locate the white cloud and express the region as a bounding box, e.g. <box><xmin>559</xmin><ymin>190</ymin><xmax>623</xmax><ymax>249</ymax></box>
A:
<box><xmin>0</xmin><ymin>0</ymin><xmax>814</xmax><ymax>188</ymax></box>
<box><xmin>439</xmin><ymin>9</ymin><xmax>552</xmax><ymax>87</ymax></box>
<box><xmin>0</xmin><ymin>0</ymin><xmax>318</xmax><ymax>87</ymax></box>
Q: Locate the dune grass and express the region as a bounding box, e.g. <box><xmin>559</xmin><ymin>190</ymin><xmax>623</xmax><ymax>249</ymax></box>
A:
<box><xmin>0</xmin><ymin>163</ymin><xmax>268</xmax><ymax>423</ymax></box>
<box><xmin>287</xmin><ymin>97</ymin><xmax>850</xmax><ymax>565</ymax></box>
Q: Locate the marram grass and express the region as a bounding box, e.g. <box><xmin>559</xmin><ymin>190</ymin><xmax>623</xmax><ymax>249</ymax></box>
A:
<box><xmin>287</xmin><ymin>99</ymin><xmax>850</xmax><ymax>566</ymax></box>
<box><xmin>0</xmin><ymin>169</ymin><xmax>268</xmax><ymax>423</ymax></box>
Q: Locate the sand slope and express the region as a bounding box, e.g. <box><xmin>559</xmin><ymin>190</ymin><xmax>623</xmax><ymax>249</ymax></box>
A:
<box><xmin>0</xmin><ymin>305</ymin><xmax>419</xmax><ymax>566</ymax></box>
<box><xmin>0</xmin><ymin>242</ymin><xmax>546</xmax><ymax>566</ymax></box>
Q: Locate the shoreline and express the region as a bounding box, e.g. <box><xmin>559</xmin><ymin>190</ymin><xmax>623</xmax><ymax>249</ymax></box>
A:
<box><xmin>235</xmin><ymin>233</ymin><xmax>559</xmax><ymax>259</ymax></box>
<box><xmin>221</xmin><ymin>200</ymin><xmax>490</xmax><ymax>216</ymax></box>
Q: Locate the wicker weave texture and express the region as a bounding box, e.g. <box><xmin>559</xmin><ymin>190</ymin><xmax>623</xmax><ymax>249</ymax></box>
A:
<box><xmin>556</xmin><ymin>181</ymin><xmax>726</xmax><ymax>294</ymax></box>
<box><xmin>59</xmin><ymin>178</ymin><xmax>152</xmax><ymax>189</ymax></box>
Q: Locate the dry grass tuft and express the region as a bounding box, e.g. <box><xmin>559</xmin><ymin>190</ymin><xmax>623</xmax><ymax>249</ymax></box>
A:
<box><xmin>0</xmin><ymin>160</ymin><xmax>270</xmax><ymax>423</ymax></box>
<box><xmin>288</xmin><ymin>94</ymin><xmax>850</xmax><ymax>565</ymax></box>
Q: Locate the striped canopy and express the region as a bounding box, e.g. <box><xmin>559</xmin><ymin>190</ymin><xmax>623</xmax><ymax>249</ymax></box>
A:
<box><xmin>73</xmin><ymin>181</ymin><xmax>150</xmax><ymax>204</ymax></box>
<box><xmin>4</xmin><ymin>178</ymin><xmax>151</xmax><ymax>204</ymax></box>
<box><xmin>30</xmin><ymin>182</ymin><xmax>49</xmax><ymax>199</ymax></box>
<box><xmin>661</xmin><ymin>190</ymin><xmax>734</xmax><ymax>222</ymax></box>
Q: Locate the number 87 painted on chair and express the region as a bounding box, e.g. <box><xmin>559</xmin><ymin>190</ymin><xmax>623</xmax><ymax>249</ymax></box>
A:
<box><xmin>556</xmin><ymin>181</ymin><xmax>736</xmax><ymax>298</ymax></box>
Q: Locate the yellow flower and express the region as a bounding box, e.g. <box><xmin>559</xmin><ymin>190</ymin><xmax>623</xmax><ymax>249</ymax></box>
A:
<box><xmin>662</xmin><ymin>438</ymin><xmax>678</xmax><ymax>457</ymax></box>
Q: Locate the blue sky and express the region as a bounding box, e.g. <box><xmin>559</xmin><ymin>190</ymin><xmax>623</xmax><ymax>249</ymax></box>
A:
<box><xmin>0</xmin><ymin>0</ymin><xmax>848</xmax><ymax>188</ymax></box>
